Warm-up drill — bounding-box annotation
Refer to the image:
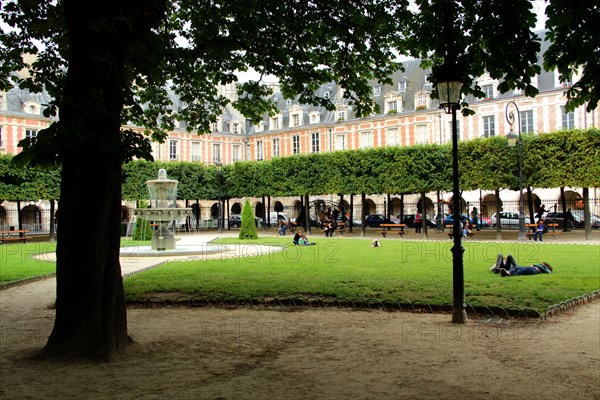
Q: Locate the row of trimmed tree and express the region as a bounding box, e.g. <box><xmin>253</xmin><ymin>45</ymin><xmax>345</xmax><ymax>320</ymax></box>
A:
<box><xmin>2</xmin><ymin>129</ymin><xmax>599</xmax><ymax>231</ymax></box>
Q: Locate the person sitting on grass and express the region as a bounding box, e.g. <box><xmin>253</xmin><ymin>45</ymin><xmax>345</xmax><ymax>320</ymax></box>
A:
<box><xmin>293</xmin><ymin>230</ymin><xmax>315</xmax><ymax>246</ymax></box>
<box><xmin>489</xmin><ymin>253</ymin><xmax>553</xmax><ymax>276</ymax></box>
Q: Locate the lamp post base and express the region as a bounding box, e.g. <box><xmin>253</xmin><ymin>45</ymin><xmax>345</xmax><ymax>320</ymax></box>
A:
<box><xmin>451</xmin><ymin>308</ymin><xmax>468</xmax><ymax>324</ymax></box>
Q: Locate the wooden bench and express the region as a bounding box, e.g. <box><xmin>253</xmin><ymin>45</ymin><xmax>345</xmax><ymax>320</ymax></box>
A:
<box><xmin>0</xmin><ymin>230</ymin><xmax>32</xmax><ymax>243</ymax></box>
<box><xmin>378</xmin><ymin>224</ymin><xmax>406</xmax><ymax>238</ymax></box>
<box><xmin>321</xmin><ymin>223</ymin><xmax>345</xmax><ymax>235</ymax></box>
<box><xmin>525</xmin><ymin>223</ymin><xmax>560</xmax><ymax>240</ymax></box>
<box><xmin>445</xmin><ymin>225</ymin><xmax>475</xmax><ymax>239</ymax></box>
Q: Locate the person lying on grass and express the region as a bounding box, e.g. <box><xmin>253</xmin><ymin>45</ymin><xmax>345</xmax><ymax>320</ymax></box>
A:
<box><xmin>489</xmin><ymin>253</ymin><xmax>553</xmax><ymax>276</ymax></box>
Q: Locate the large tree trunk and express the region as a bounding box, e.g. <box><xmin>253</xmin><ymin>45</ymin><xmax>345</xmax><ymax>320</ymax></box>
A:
<box><xmin>43</xmin><ymin>1</ymin><xmax>131</xmax><ymax>360</ymax></box>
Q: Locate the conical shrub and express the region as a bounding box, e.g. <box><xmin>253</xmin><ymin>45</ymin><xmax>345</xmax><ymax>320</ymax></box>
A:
<box><xmin>239</xmin><ymin>198</ymin><xmax>258</xmax><ymax>239</ymax></box>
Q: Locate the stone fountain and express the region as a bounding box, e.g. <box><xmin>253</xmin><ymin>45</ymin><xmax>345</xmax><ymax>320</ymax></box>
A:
<box><xmin>133</xmin><ymin>169</ymin><xmax>192</xmax><ymax>251</ymax></box>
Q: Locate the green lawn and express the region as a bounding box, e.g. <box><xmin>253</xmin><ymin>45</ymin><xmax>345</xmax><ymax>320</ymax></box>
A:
<box><xmin>2</xmin><ymin>238</ymin><xmax>598</xmax><ymax>312</ymax></box>
<box><xmin>0</xmin><ymin>239</ymin><xmax>146</xmax><ymax>284</ymax></box>
<box><xmin>124</xmin><ymin>238</ymin><xmax>600</xmax><ymax>312</ymax></box>
<box><xmin>0</xmin><ymin>242</ymin><xmax>57</xmax><ymax>283</ymax></box>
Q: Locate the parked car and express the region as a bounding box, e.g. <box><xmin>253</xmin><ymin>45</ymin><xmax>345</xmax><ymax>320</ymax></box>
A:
<box><xmin>364</xmin><ymin>214</ymin><xmax>401</xmax><ymax>227</ymax></box>
<box><xmin>442</xmin><ymin>213</ymin><xmax>470</xmax><ymax>226</ymax></box>
<box><xmin>290</xmin><ymin>216</ymin><xmax>320</xmax><ymax>228</ymax></box>
<box><xmin>336</xmin><ymin>215</ymin><xmax>361</xmax><ymax>227</ymax></box>
<box><xmin>269</xmin><ymin>212</ymin><xmax>289</xmax><ymax>226</ymax></box>
<box><xmin>228</xmin><ymin>214</ymin><xmax>263</xmax><ymax>228</ymax></box>
<box><xmin>571</xmin><ymin>210</ymin><xmax>600</xmax><ymax>229</ymax></box>
<box><xmin>543</xmin><ymin>211</ymin><xmax>593</xmax><ymax>229</ymax></box>
<box><xmin>442</xmin><ymin>213</ymin><xmax>492</xmax><ymax>228</ymax></box>
<box><xmin>400</xmin><ymin>214</ymin><xmax>437</xmax><ymax>228</ymax></box>
<box><xmin>479</xmin><ymin>216</ymin><xmax>492</xmax><ymax>228</ymax></box>
<box><xmin>490</xmin><ymin>211</ymin><xmax>531</xmax><ymax>228</ymax></box>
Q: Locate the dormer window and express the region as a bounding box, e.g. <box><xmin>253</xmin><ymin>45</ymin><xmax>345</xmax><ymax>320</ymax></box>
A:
<box><xmin>289</xmin><ymin>106</ymin><xmax>303</xmax><ymax>127</ymax></box>
<box><xmin>384</xmin><ymin>92</ymin><xmax>402</xmax><ymax>114</ymax></box>
<box><xmin>286</xmin><ymin>99</ymin><xmax>292</xmax><ymax>107</ymax></box>
<box><xmin>291</xmin><ymin>114</ymin><xmax>300</xmax><ymax>127</ymax></box>
<box><xmin>336</xmin><ymin>106</ymin><xmax>347</xmax><ymax>122</ymax></box>
<box><xmin>254</xmin><ymin>121</ymin><xmax>265</xmax><ymax>133</ymax></box>
<box><xmin>398</xmin><ymin>80</ymin><xmax>407</xmax><ymax>92</ymax></box>
<box><xmin>414</xmin><ymin>91</ymin><xmax>429</xmax><ymax>110</ymax></box>
<box><xmin>23</xmin><ymin>101</ymin><xmax>40</xmax><ymax>115</ymax></box>
<box><xmin>212</xmin><ymin>117</ymin><xmax>222</xmax><ymax>132</ymax></box>
<box><xmin>554</xmin><ymin>69</ymin><xmax>578</xmax><ymax>88</ymax></box>
<box><xmin>373</xmin><ymin>85</ymin><xmax>382</xmax><ymax>96</ymax></box>
<box><xmin>323</xmin><ymin>91</ymin><xmax>330</xmax><ymax>99</ymax></box>
<box><xmin>309</xmin><ymin>111</ymin><xmax>321</xmax><ymax>124</ymax></box>
<box><xmin>477</xmin><ymin>75</ymin><xmax>499</xmax><ymax>100</ymax></box>
<box><xmin>423</xmin><ymin>76</ymin><xmax>433</xmax><ymax>91</ymax></box>
<box><xmin>270</xmin><ymin>115</ymin><xmax>281</xmax><ymax>130</ymax></box>
<box><xmin>231</xmin><ymin>122</ymin><xmax>240</xmax><ymax>134</ymax></box>
<box><xmin>482</xmin><ymin>84</ymin><xmax>494</xmax><ymax>99</ymax></box>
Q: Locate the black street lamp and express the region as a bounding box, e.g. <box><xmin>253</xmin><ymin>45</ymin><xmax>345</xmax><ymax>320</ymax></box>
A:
<box><xmin>505</xmin><ymin>101</ymin><xmax>526</xmax><ymax>240</ymax></box>
<box><xmin>216</xmin><ymin>158</ymin><xmax>223</xmax><ymax>233</ymax></box>
<box><xmin>438</xmin><ymin>75</ymin><xmax>467</xmax><ymax>324</ymax></box>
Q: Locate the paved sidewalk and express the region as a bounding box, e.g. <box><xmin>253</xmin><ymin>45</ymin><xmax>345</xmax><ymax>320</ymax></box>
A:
<box><xmin>200</xmin><ymin>226</ymin><xmax>600</xmax><ymax>244</ymax></box>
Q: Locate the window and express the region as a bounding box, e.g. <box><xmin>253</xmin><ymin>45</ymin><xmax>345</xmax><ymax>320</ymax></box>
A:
<box><xmin>423</xmin><ymin>75</ymin><xmax>433</xmax><ymax>91</ymax></box>
<box><xmin>253</xmin><ymin>121</ymin><xmax>264</xmax><ymax>133</ymax></box>
<box><xmin>483</xmin><ymin>115</ymin><xmax>496</xmax><ymax>137</ymax></box>
<box><xmin>286</xmin><ymin>99</ymin><xmax>292</xmax><ymax>107</ymax></box>
<box><xmin>23</xmin><ymin>101</ymin><xmax>40</xmax><ymax>115</ymax></box>
<box><xmin>291</xmin><ymin>114</ymin><xmax>300</xmax><ymax>127</ymax></box>
<box><xmin>231</xmin><ymin>122</ymin><xmax>239</xmax><ymax>134</ymax></box>
<box><xmin>309</xmin><ymin>112</ymin><xmax>320</xmax><ymax>124</ymax></box>
<box><xmin>25</xmin><ymin>129</ymin><xmax>38</xmax><ymax>139</ymax></box>
<box><xmin>323</xmin><ymin>91</ymin><xmax>330</xmax><ymax>99</ymax></box>
<box><xmin>561</xmin><ymin>106</ymin><xmax>575</xmax><ymax>129</ymax></box>
<box><xmin>232</xmin><ymin>144</ymin><xmax>241</xmax><ymax>163</ymax></box>
<box><xmin>386</xmin><ymin>128</ymin><xmax>399</xmax><ymax>146</ymax></box>
<box><xmin>212</xmin><ymin>120</ymin><xmax>220</xmax><ymax>132</ymax></box>
<box><xmin>311</xmin><ymin>132</ymin><xmax>320</xmax><ymax>153</ymax></box>
<box><xmin>0</xmin><ymin>127</ymin><xmax>3</xmax><ymax>148</ymax></box>
<box><xmin>191</xmin><ymin>141</ymin><xmax>201</xmax><ymax>162</ymax></box>
<box><xmin>415</xmin><ymin>93</ymin><xmax>428</xmax><ymax>109</ymax></box>
<box><xmin>416</xmin><ymin>125</ymin><xmax>428</xmax><ymax>144</ymax></box>
<box><xmin>335</xmin><ymin>134</ymin><xmax>345</xmax><ymax>151</ymax></box>
<box><xmin>482</xmin><ymin>84</ymin><xmax>494</xmax><ymax>99</ymax></box>
<box><xmin>271</xmin><ymin>116</ymin><xmax>280</xmax><ymax>130</ymax></box>
<box><xmin>448</xmin><ymin>120</ymin><xmax>461</xmax><ymax>141</ymax></box>
<box><xmin>273</xmin><ymin>138</ymin><xmax>280</xmax><ymax>157</ymax></box>
<box><xmin>256</xmin><ymin>140</ymin><xmax>264</xmax><ymax>160</ymax></box>
<box><xmin>292</xmin><ymin>135</ymin><xmax>300</xmax><ymax>154</ymax></box>
<box><xmin>337</xmin><ymin>108</ymin><xmax>346</xmax><ymax>121</ymax></box>
<box><xmin>398</xmin><ymin>80</ymin><xmax>407</xmax><ymax>92</ymax></box>
<box><xmin>520</xmin><ymin>110</ymin><xmax>534</xmax><ymax>133</ymax></box>
<box><xmin>169</xmin><ymin>140</ymin><xmax>179</xmax><ymax>160</ymax></box>
<box><xmin>373</xmin><ymin>85</ymin><xmax>382</xmax><ymax>96</ymax></box>
<box><xmin>360</xmin><ymin>131</ymin><xmax>373</xmax><ymax>148</ymax></box>
<box><xmin>212</xmin><ymin>143</ymin><xmax>221</xmax><ymax>163</ymax></box>
<box><xmin>387</xmin><ymin>100</ymin><xmax>397</xmax><ymax>112</ymax></box>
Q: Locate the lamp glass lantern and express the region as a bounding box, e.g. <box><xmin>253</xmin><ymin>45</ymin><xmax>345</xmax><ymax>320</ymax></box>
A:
<box><xmin>506</xmin><ymin>130</ymin><xmax>519</xmax><ymax>147</ymax></box>
<box><xmin>438</xmin><ymin>81</ymin><xmax>462</xmax><ymax>113</ymax></box>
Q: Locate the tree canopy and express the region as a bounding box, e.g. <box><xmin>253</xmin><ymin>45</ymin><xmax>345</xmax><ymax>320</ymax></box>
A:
<box><xmin>1</xmin><ymin>0</ymin><xmax>597</xmax><ymax>360</ymax></box>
